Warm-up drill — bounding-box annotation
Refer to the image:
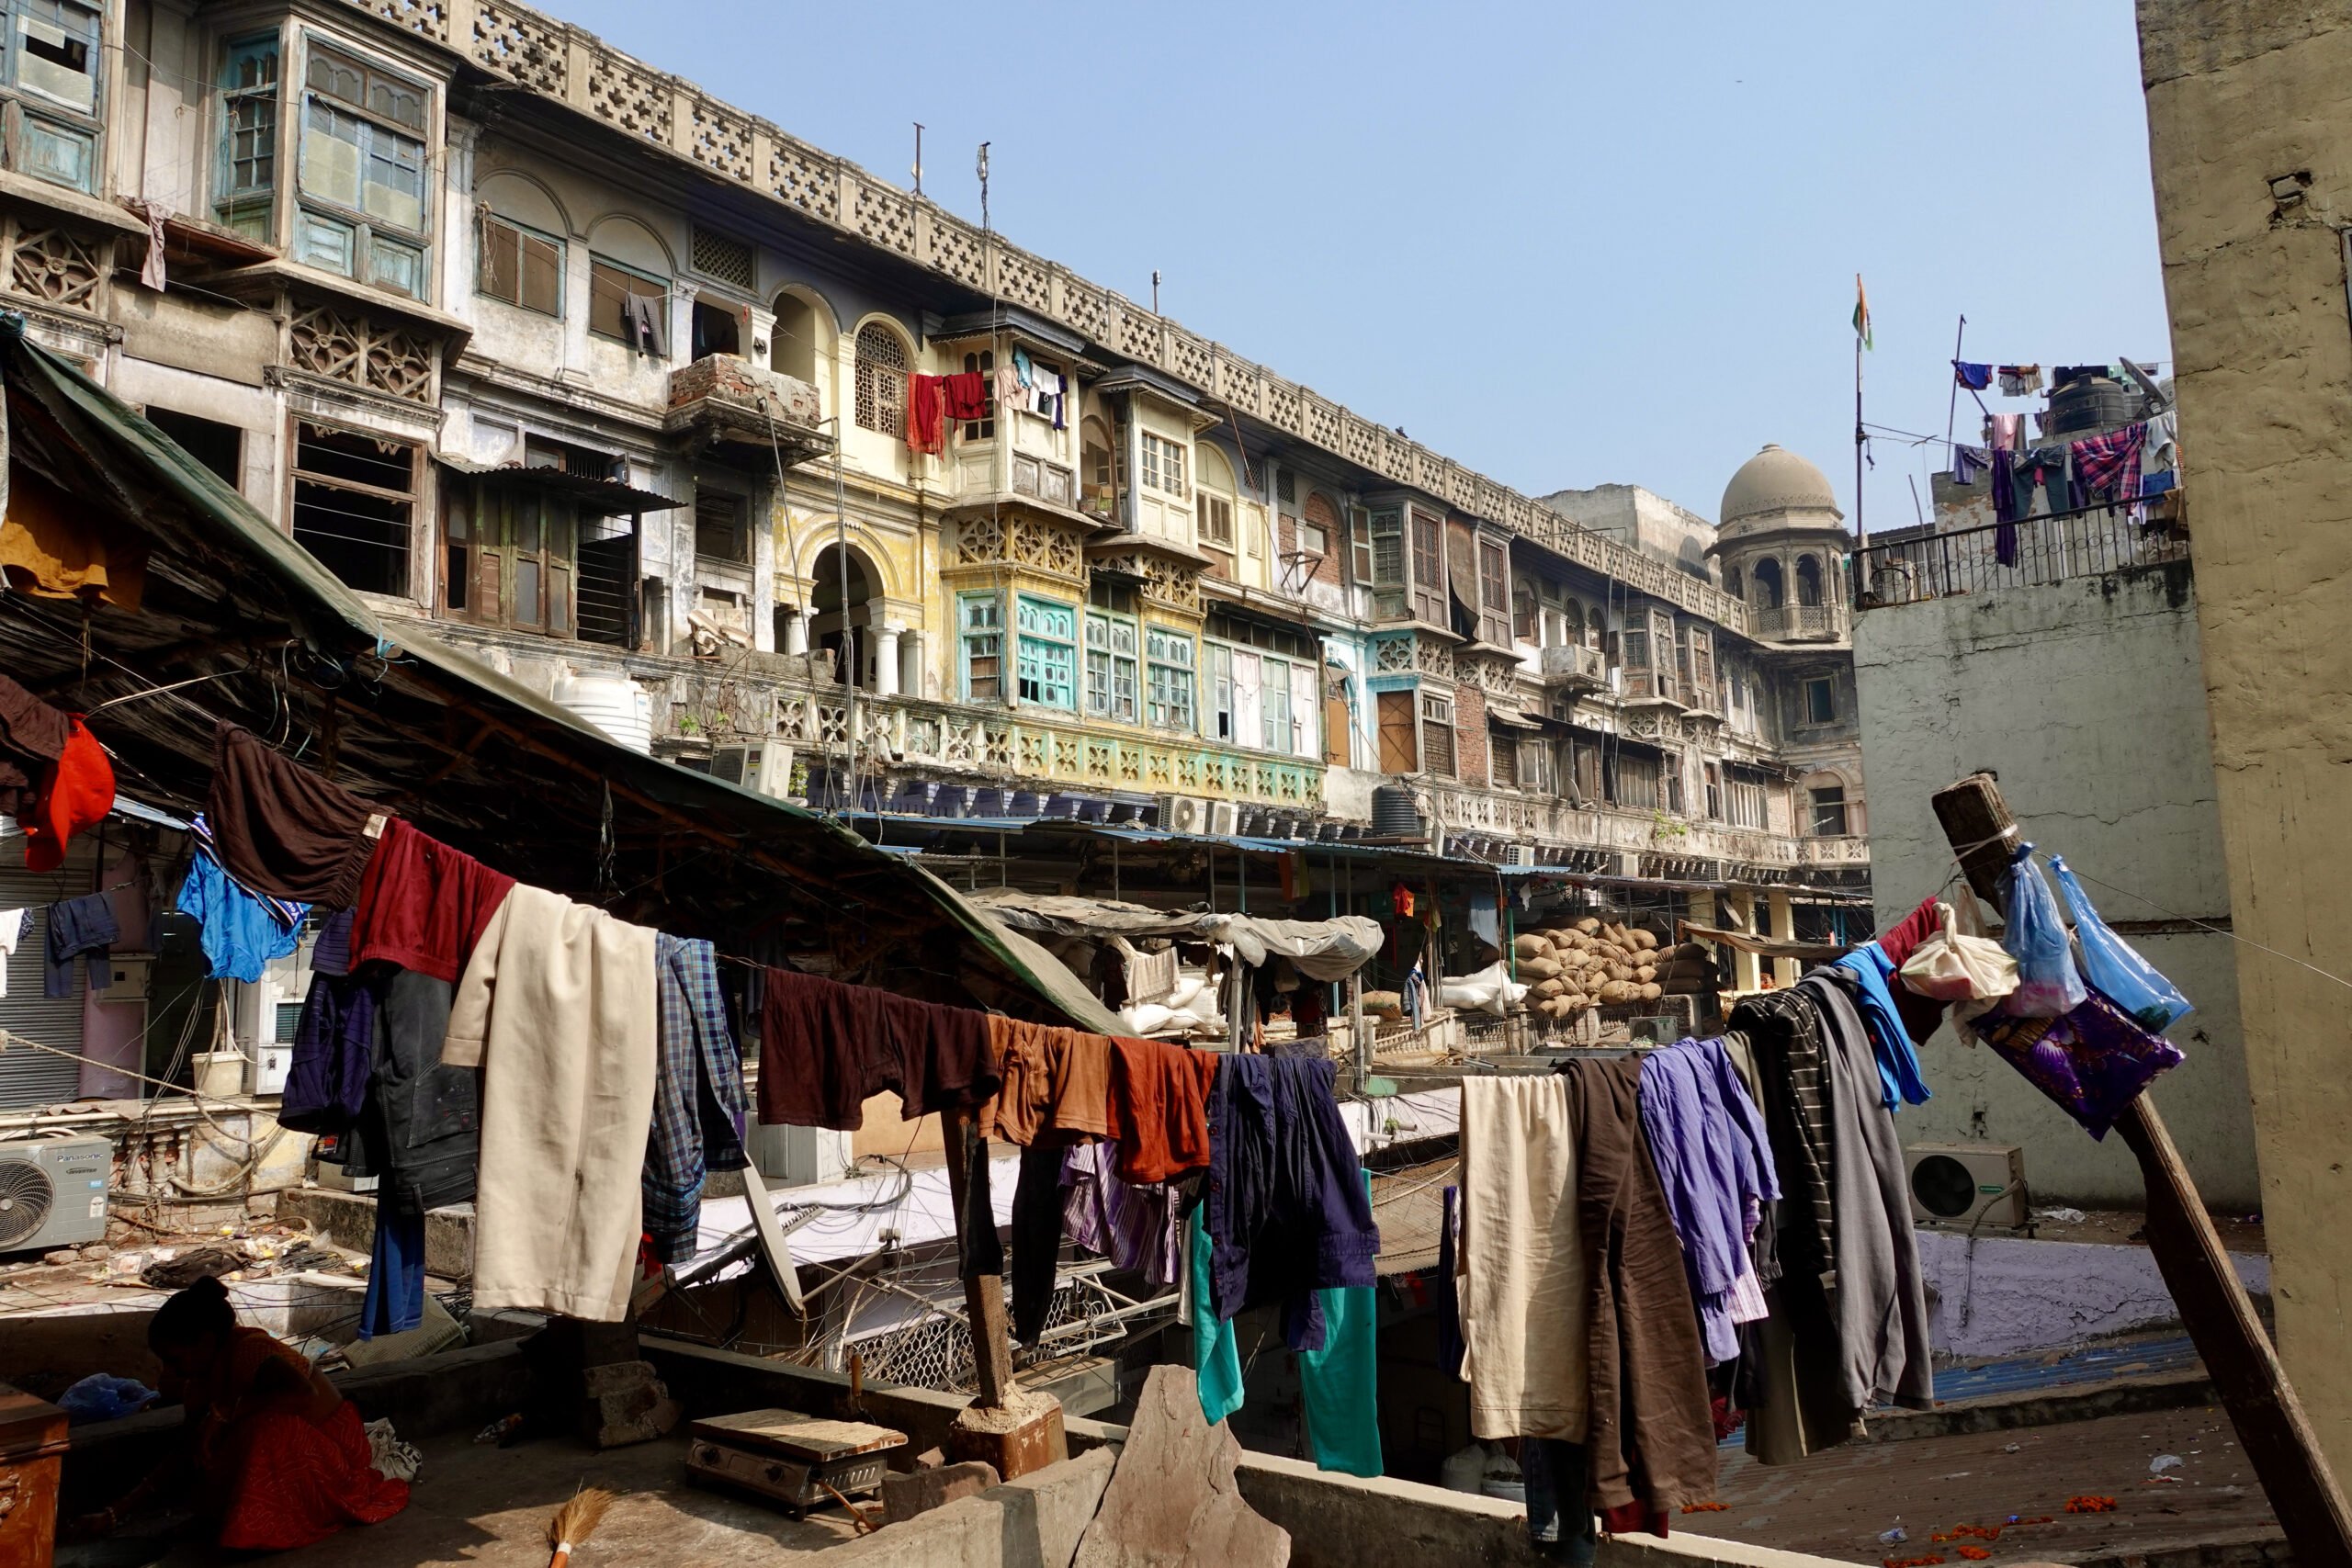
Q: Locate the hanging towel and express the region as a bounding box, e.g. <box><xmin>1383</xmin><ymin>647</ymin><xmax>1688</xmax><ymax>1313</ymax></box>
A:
<box><xmin>1989</xmin><ymin>412</ymin><xmax>2024</xmax><ymax>452</ymax></box>
<box><xmin>906</xmin><ymin>374</ymin><xmax>946</xmax><ymax>454</ymax></box>
<box><xmin>447</xmin><ymin>885</ymin><xmax>659</xmax><ymax>1322</ymax></box>
<box><xmin>1456</xmin><ymin>1074</ymin><xmax>1587</xmax><ymax>1439</ymax></box>
<box><xmin>943</xmin><ymin>371</ymin><xmax>990</xmax><ymax>423</ymax></box>
<box><xmin>0</xmin><ymin>907</ymin><xmax>21</xmax><ymax>997</ymax></box>
<box><xmin>1952</xmin><ymin>361</ymin><xmax>1992</xmax><ymax>390</ymax></box>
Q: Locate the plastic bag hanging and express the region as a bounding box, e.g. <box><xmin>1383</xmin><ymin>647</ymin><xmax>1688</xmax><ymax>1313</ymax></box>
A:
<box><xmin>1999</xmin><ymin>845</ymin><xmax>2086</xmax><ymax>1018</ymax></box>
<box><xmin>1898</xmin><ymin>897</ymin><xmax>2020</xmax><ymax>1004</ymax></box>
<box><xmin>2047</xmin><ymin>854</ymin><xmax>2195</xmax><ymax>1032</ymax></box>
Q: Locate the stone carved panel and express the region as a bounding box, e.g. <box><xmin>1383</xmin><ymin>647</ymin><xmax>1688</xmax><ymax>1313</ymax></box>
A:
<box><xmin>362</xmin><ymin>0</ymin><xmax>449</xmax><ymax>41</ymax></box>
<box><xmin>1114</xmin><ymin>302</ymin><xmax>1159</xmax><ymax>362</ymax></box>
<box><xmin>998</xmin><ymin>250</ymin><xmax>1051</xmax><ymax>311</ymax></box>
<box><xmin>689</xmin><ymin>101</ymin><xmax>752</xmax><ymax>182</ymax></box>
<box><xmin>1169</xmin><ymin>330</ymin><xmax>1213</xmax><ymax>388</ymax></box>
<box><xmin>471</xmin><ymin>1</ymin><xmax>563</xmax><ymax>89</ymax></box>
<box><xmin>1374</xmin><ymin>637</ymin><xmax>1415</xmax><ymax>673</ymax></box>
<box><xmin>930</xmin><ymin>219</ymin><xmax>984</xmax><ymax>288</ymax></box>
<box><xmin>769</xmin><ymin>142</ymin><xmax>840</xmax><ymax>220</ymax></box>
<box><xmin>8</xmin><ymin>225</ymin><xmax>106</xmax><ymax>310</ymax></box>
<box><xmin>1414</xmin><ymin>640</ymin><xmax>1454</xmax><ymax>680</ymax></box>
<box><xmin>1063</xmin><ymin>285</ymin><xmax>1109</xmax><ymax>344</ymax></box>
<box><xmin>852</xmin><ymin>182</ymin><xmax>914</xmax><ymax>255</ymax></box>
<box><xmin>1306</xmin><ymin>397</ymin><xmax>1341</xmax><ymax>452</ymax></box>
<box><xmin>288</xmin><ymin>302</ymin><xmax>434</xmax><ymax>402</ymax></box>
<box><xmin>1343</xmin><ymin>416</ymin><xmax>1379</xmax><ymax>469</ymax></box>
<box><xmin>1265</xmin><ymin>380</ymin><xmax>1302</xmax><ymax>433</ymax></box>
<box><xmin>1142</xmin><ymin>558</ymin><xmax>1202</xmax><ymax>614</ymax></box>
<box><xmin>587</xmin><ymin>52</ymin><xmax>673</xmax><ymax>144</ymax></box>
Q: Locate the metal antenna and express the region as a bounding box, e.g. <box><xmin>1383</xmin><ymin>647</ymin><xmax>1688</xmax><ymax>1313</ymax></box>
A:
<box><xmin>1151</xmin><ymin>270</ymin><xmax>1160</xmax><ymax>314</ymax></box>
<box><xmin>911</xmin><ymin>122</ymin><xmax>923</xmax><ymax>197</ymax></box>
<box><xmin>977</xmin><ymin>141</ymin><xmax>990</xmax><ymax>231</ymax></box>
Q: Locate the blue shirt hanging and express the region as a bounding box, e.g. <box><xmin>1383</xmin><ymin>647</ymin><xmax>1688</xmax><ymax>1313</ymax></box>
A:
<box><xmin>180</xmin><ymin>847</ymin><xmax>305</xmax><ymax>982</ymax></box>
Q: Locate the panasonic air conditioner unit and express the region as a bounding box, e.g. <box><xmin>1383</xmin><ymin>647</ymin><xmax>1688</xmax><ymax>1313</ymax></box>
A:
<box><xmin>1205</xmin><ymin>800</ymin><xmax>1240</xmax><ymax>836</ymax></box>
<box><xmin>1156</xmin><ymin>794</ymin><xmax>1207</xmax><ymax>834</ymax></box>
<box><xmin>0</xmin><ymin>1134</ymin><xmax>111</xmax><ymax>1253</ymax></box>
<box><xmin>1906</xmin><ymin>1143</ymin><xmax>2028</xmax><ymax>1230</ymax></box>
<box><xmin>709</xmin><ymin>739</ymin><xmax>793</xmax><ymax>799</ymax></box>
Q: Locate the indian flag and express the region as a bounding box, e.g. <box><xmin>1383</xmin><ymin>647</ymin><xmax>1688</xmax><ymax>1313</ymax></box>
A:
<box><xmin>1853</xmin><ymin>275</ymin><xmax>1872</xmax><ymax>351</ymax></box>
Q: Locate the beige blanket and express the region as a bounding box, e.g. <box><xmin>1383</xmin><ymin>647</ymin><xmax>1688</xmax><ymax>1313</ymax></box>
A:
<box><xmin>1457</xmin><ymin>1074</ymin><xmax>1588</xmax><ymax>1439</ymax></box>
<box><xmin>447</xmin><ymin>885</ymin><xmax>658</xmax><ymax>1321</ymax></box>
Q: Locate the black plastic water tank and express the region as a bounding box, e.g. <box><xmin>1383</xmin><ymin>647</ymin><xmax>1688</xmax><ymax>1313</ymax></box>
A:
<box><xmin>1371</xmin><ymin>785</ymin><xmax>1422</xmax><ymax>838</ymax></box>
<box><xmin>2044</xmin><ymin>374</ymin><xmax>2144</xmax><ymax>438</ymax></box>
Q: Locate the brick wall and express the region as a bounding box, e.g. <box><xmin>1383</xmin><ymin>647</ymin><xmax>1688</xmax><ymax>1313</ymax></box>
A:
<box><xmin>1453</xmin><ymin>682</ymin><xmax>1487</xmax><ymax>786</ymax></box>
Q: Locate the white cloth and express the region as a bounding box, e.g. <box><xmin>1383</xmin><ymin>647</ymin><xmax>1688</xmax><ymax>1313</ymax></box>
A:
<box><xmin>0</xmin><ymin>908</ymin><xmax>21</xmax><ymax>997</ymax></box>
<box><xmin>447</xmin><ymin>885</ymin><xmax>659</xmax><ymax>1322</ymax></box>
<box><xmin>1457</xmin><ymin>1075</ymin><xmax>1588</xmax><ymax>1440</ymax></box>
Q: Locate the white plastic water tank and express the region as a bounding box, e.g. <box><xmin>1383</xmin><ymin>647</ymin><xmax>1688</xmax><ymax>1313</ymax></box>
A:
<box><xmin>550</xmin><ymin>666</ymin><xmax>653</xmax><ymax>754</ymax></box>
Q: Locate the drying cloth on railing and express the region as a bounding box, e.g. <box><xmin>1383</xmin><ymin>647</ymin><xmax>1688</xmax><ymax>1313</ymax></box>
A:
<box><xmin>2072</xmin><ymin>423</ymin><xmax>2145</xmax><ymax>504</ymax></box>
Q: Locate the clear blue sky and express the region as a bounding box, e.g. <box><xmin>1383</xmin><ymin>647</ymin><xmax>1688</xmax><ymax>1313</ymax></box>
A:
<box><xmin>546</xmin><ymin>0</ymin><xmax>2169</xmax><ymax>534</ymax></box>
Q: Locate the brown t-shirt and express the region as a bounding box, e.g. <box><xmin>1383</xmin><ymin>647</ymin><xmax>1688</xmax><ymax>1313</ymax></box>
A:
<box><xmin>1108</xmin><ymin>1037</ymin><xmax>1216</xmax><ymax>1183</ymax></box>
<box><xmin>1045</xmin><ymin>1030</ymin><xmax>1112</xmax><ymax>1140</ymax></box>
<box><xmin>983</xmin><ymin>1017</ymin><xmax>1054</xmax><ymax>1145</ymax></box>
<box><xmin>207</xmin><ymin>722</ymin><xmax>387</xmax><ymax>909</ymax></box>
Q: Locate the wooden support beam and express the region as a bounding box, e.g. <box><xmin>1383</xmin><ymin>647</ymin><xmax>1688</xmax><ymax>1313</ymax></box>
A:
<box><xmin>1931</xmin><ymin>772</ymin><xmax>2352</xmax><ymax>1568</ymax></box>
<box><xmin>938</xmin><ymin>1111</ymin><xmax>1013</xmax><ymax>1411</ymax></box>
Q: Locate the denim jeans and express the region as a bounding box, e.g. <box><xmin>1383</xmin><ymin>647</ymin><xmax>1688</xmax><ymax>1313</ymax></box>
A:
<box><xmin>1523</xmin><ymin>1438</ymin><xmax>1598</xmax><ymax>1567</ymax></box>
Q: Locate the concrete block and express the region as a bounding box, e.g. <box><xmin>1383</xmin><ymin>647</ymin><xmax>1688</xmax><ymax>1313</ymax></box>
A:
<box><xmin>576</xmin><ymin>1360</ymin><xmax>680</xmax><ymax>1448</ymax></box>
<box><xmin>1072</xmin><ymin>1365</ymin><xmax>1287</xmax><ymax>1568</ymax></box>
<box><xmin>796</xmin><ymin>1447</ymin><xmax>1114</xmax><ymax>1568</ymax></box>
<box><xmin>880</xmin><ymin>1460</ymin><xmax>1000</xmax><ymax>1523</ymax></box>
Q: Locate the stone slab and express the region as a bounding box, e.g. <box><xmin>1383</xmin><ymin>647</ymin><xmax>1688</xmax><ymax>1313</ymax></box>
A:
<box><xmin>880</xmin><ymin>1460</ymin><xmax>1001</xmax><ymax>1523</ymax></box>
<box><xmin>1071</xmin><ymin>1365</ymin><xmax>1287</xmax><ymax>1568</ymax></box>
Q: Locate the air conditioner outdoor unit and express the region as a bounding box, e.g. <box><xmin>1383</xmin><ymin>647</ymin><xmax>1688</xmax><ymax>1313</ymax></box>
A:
<box><xmin>0</xmin><ymin>1134</ymin><xmax>111</xmax><ymax>1253</ymax></box>
<box><xmin>1503</xmin><ymin>843</ymin><xmax>1537</xmax><ymax>866</ymax></box>
<box><xmin>709</xmin><ymin>739</ymin><xmax>794</xmax><ymax>799</ymax></box>
<box><xmin>1156</xmin><ymin>794</ymin><xmax>1207</xmax><ymax>834</ymax></box>
<box><xmin>1205</xmin><ymin>800</ymin><xmax>1240</xmax><ymax>836</ymax></box>
<box><xmin>1599</xmin><ymin>852</ymin><xmax>1640</xmax><ymax>879</ymax></box>
<box><xmin>1906</xmin><ymin>1143</ymin><xmax>2029</xmax><ymax>1230</ymax></box>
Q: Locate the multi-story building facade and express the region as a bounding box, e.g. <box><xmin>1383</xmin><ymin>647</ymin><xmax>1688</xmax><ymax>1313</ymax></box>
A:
<box><xmin>1</xmin><ymin>0</ymin><xmax>1864</xmax><ymax>911</ymax></box>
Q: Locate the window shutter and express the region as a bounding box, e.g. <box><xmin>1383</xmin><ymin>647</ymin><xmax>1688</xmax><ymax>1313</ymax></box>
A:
<box><xmin>1376</xmin><ymin>690</ymin><xmax>1418</xmax><ymax>773</ymax></box>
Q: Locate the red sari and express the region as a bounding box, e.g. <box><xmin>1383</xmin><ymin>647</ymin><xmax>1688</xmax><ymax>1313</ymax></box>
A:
<box><xmin>178</xmin><ymin>1326</ymin><xmax>410</xmax><ymax>1551</ymax></box>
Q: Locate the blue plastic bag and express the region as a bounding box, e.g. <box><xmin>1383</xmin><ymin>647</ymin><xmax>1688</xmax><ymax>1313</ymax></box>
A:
<box><xmin>56</xmin><ymin>1372</ymin><xmax>158</xmax><ymax>1425</ymax></box>
<box><xmin>2048</xmin><ymin>854</ymin><xmax>2194</xmax><ymax>1032</ymax></box>
<box><xmin>1999</xmin><ymin>846</ymin><xmax>2087</xmax><ymax>1018</ymax></box>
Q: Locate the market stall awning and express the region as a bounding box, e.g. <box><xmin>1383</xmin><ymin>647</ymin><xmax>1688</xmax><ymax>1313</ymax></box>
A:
<box><xmin>0</xmin><ymin>321</ymin><xmax>1115</xmax><ymax>1033</ymax></box>
<box><xmin>1678</xmin><ymin>920</ymin><xmax>1856</xmax><ymax>962</ymax></box>
<box><xmin>963</xmin><ymin>888</ymin><xmax>1384</xmax><ymax>981</ymax></box>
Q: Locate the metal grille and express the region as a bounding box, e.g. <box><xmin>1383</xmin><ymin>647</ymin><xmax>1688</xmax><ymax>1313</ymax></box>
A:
<box><xmin>854</xmin><ymin>324</ymin><xmax>907</xmax><ymax>438</ymax></box>
<box><xmin>848</xmin><ymin>1274</ymin><xmax>1158</xmax><ymax>1394</ymax></box>
<box><xmin>689</xmin><ymin>225</ymin><xmax>755</xmax><ymax>289</ymax></box>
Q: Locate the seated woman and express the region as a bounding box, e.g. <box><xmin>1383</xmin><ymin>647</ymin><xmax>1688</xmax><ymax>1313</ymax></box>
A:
<box><xmin>84</xmin><ymin>1275</ymin><xmax>410</xmax><ymax>1551</ymax></box>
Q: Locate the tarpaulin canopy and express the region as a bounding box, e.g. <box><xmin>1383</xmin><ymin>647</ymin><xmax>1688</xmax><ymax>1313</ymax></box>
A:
<box><xmin>0</xmin><ymin>321</ymin><xmax>1117</xmax><ymax>1033</ymax></box>
<box><xmin>965</xmin><ymin>888</ymin><xmax>1385</xmax><ymax>982</ymax></box>
<box><xmin>1678</xmin><ymin>920</ymin><xmax>1856</xmax><ymax>963</ymax></box>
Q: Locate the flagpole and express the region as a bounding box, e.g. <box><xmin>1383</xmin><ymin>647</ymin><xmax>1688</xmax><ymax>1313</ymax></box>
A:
<box><xmin>1855</xmin><ymin>319</ymin><xmax>1867</xmax><ymax>557</ymax></box>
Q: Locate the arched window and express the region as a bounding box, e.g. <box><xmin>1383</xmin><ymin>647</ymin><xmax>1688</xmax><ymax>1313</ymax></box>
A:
<box><xmin>1080</xmin><ymin>415</ymin><xmax>1118</xmax><ymax>517</ymax></box>
<box><xmin>1512</xmin><ymin>577</ymin><xmax>1537</xmax><ymax>641</ymax></box>
<box><xmin>1194</xmin><ymin>443</ymin><xmax>1235</xmax><ymax>549</ymax></box>
<box><xmin>772</xmin><ymin>291</ymin><xmax>818</xmax><ymax>383</ymax></box>
<box><xmin>1795</xmin><ymin>555</ymin><xmax>1824</xmax><ymax>607</ymax></box>
<box><xmin>854</xmin><ymin>322</ymin><xmax>908</xmax><ymax>437</ymax></box>
<box><xmin>961</xmin><ymin>348</ymin><xmax>995</xmax><ymax>441</ymax></box>
<box><xmin>1724</xmin><ymin>565</ymin><xmax>1743</xmax><ymax>602</ymax></box>
<box><xmin>1752</xmin><ymin>558</ymin><xmax>1785</xmax><ymax>608</ymax></box>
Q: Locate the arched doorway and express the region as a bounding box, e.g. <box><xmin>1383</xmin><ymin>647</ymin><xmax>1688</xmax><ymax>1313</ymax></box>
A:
<box><xmin>1751</xmin><ymin>557</ymin><xmax>1785</xmax><ymax>608</ymax></box>
<box><xmin>1795</xmin><ymin>554</ymin><xmax>1825</xmax><ymax>607</ymax></box>
<box><xmin>810</xmin><ymin>542</ymin><xmax>882</xmax><ymax>688</ymax></box>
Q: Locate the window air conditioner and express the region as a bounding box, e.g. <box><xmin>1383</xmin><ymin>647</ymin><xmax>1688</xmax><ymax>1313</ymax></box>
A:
<box><xmin>0</xmin><ymin>1134</ymin><xmax>111</xmax><ymax>1252</ymax></box>
<box><xmin>1905</xmin><ymin>1143</ymin><xmax>2029</xmax><ymax>1230</ymax></box>
<box><xmin>1156</xmin><ymin>794</ymin><xmax>1207</xmax><ymax>834</ymax></box>
<box><xmin>708</xmin><ymin>739</ymin><xmax>794</xmax><ymax>799</ymax></box>
<box><xmin>1205</xmin><ymin>800</ymin><xmax>1240</xmax><ymax>836</ymax></box>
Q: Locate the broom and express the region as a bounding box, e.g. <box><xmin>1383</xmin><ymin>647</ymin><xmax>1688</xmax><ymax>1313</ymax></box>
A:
<box><xmin>546</xmin><ymin>1485</ymin><xmax>615</xmax><ymax>1568</ymax></box>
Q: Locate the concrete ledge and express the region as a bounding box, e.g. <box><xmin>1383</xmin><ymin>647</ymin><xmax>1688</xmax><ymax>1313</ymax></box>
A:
<box><xmin>277</xmin><ymin>1186</ymin><xmax>475</xmax><ymax>1280</ymax></box>
<box><xmin>1231</xmin><ymin>1448</ymin><xmax>1862</xmax><ymax>1568</ymax></box>
<box><xmin>794</xmin><ymin>1448</ymin><xmax>1115</xmax><ymax>1568</ymax></box>
<box><xmin>1859</xmin><ymin>1371</ymin><xmax>2218</xmax><ymax>1443</ymax></box>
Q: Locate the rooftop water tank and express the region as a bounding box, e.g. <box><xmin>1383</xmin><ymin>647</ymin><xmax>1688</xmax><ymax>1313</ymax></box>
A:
<box><xmin>2044</xmin><ymin>373</ymin><xmax>2146</xmax><ymax>439</ymax></box>
<box><xmin>550</xmin><ymin>665</ymin><xmax>653</xmax><ymax>754</ymax></box>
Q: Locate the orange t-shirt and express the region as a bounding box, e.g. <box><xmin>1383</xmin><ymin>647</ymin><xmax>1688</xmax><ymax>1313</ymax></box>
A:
<box><xmin>1108</xmin><ymin>1037</ymin><xmax>1216</xmax><ymax>1183</ymax></box>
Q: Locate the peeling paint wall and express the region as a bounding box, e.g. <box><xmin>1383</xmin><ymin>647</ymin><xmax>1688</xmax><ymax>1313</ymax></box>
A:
<box><xmin>1852</xmin><ymin>563</ymin><xmax>2255</xmax><ymax>1209</ymax></box>
<box><xmin>2139</xmin><ymin>0</ymin><xmax>2352</xmax><ymax>1476</ymax></box>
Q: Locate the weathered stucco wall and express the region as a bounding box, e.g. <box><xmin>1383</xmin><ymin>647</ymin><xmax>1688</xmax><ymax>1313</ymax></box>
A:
<box><xmin>1852</xmin><ymin>563</ymin><xmax>2256</xmax><ymax>1208</ymax></box>
<box><xmin>2139</xmin><ymin>0</ymin><xmax>2352</xmax><ymax>1475</ymax></box>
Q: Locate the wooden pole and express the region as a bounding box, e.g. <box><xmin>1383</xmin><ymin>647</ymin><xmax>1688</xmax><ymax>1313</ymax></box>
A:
<box><xmin>938</xmin><ymin>1111</ymin><xmax>1013</xmax><ymax>1410</ymax></box>
<box><xmin>1931</xmin><ymin>773</ymin><xmax>2352</xmax><ymax>1568</ymax></box>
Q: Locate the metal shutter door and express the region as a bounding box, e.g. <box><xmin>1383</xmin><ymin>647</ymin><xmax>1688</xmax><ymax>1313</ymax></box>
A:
<box><xmin>0</xmin><ymin>869</ymin><xmax>86</xmax><ymax>1109</ymax></box>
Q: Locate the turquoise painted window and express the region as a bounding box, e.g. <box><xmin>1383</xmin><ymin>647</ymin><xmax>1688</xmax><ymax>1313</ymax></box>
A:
<box><xmin>1084</xmin><ymin>610</ymin><xmax>1137</xmax><ymax>723</ymax></box>
<box><xmin>1016</xmin><ymin>595</ymin><xmax>1076</xmax><ymax>709</ymax></box>
<box><xmin>1146</xmin><ymin>626</ymin><xmax>1194</xmax><ymax>732</ymax></box>
<box><xmin>958</xmin><ymin>592</ymin><xmax>1002</xmax><ymax>702</ymax></box>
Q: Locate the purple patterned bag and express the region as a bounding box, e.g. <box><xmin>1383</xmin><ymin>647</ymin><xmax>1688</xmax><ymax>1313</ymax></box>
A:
<box><xmin>1973</xmin><ymin>993</ymin><xmax>2185</xmax><ymax>1139</ymax></box>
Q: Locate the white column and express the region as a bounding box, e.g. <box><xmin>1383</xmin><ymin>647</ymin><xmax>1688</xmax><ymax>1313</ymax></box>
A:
<box><xmin>1725</xmin><ymin>889</ymin><xmax>1762</xmax><ymax>993</ymax></box>
<box><xmin>1769</xmin><ymin>887</ymin><xmax>1798</xmax><ymax>987</ymax></box>
<box><xmin>875</xmin><ymin>626</ymin><xmax>901</xmax><ymax>697</ymax></box>
<box><xmin>898</xmin><ymin>629</ymin><xmax>923</xmax><ymax>699</ymax></box>
<box><xmin>783</xmin><ymin>611</ymin><xmax>808</xmax><ymax>656</ymax></box>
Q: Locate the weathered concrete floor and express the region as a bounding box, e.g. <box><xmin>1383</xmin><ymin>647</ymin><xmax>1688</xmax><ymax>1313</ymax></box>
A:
<box><xmin>1702</xmin><ymin>1403</ymin><xmax>2278</xmax><ymax>1564</ymax></box>
<box><xmin>129</xmin><ymin>1431</ymin><xmax>865</xmax><ymax>1565</ymax></box>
